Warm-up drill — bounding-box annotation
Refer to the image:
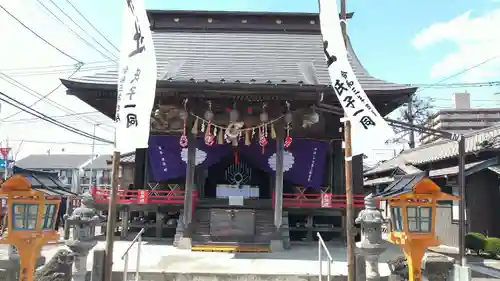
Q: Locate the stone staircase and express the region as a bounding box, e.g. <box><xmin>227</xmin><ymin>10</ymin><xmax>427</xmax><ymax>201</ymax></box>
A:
<box><xmin>174</xmin><ymin>208</ymin><xmax>290</xmax><ymax>249</ymax></box>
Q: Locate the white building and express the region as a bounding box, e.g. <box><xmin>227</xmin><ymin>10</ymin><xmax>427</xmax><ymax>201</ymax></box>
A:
<box><xmin>14</xmin><ymin>154</ymin><xmax>112</xmax><ymax>194</ymax></box>
<box><xmin>420</xmin><ymin>92</ymin><xmax>500</xmax><ymax>144</ymax></box>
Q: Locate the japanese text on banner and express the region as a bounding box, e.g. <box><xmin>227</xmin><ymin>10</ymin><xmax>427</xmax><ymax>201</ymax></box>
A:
<box><xmin>115</xmin><ymin>0</ymin><xmax>157</xmax><ymax>152</ymax></box>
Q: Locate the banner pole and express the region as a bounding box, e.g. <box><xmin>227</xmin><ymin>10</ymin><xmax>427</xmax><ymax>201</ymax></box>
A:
<box><xmin>339</xmin><ymin>0</ymin><xmax>355</xmax><ymax>280</ymax></box>
<box><xmin>104</xmin><ymin>130</ymin><xmax>120</xmax><ymax>281</ymax></box>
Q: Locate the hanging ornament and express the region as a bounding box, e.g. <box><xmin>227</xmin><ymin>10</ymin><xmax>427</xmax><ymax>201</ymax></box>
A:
<box><xmin>204</xmin><ymin>101</ymin><xmax>215</xmax><ymax>121</ymax></box>
<box><xmin>284</xmin><ymin>101</ymin><xmax>293</xmax><ymax>149</ymax></box>
<box><xmin>284</xmin><ymin>135</ymin><xmax>292</xmax><ymax>149</ymax></box>
<box><xmin>179</xmin><ymin>99</ymin><xmax>189</xmax><ymax>148</ymax></box>
<box><xmin>201</xmin><ymin>121</ymin><xmax>206</xmax><ymax>133</ymax></box>
<box><xmin>271</xmin><ymin>123</ymin><xmax>277</xmax><ymax>139</ymax></box>
<box><xmin>205</xmin><ymin>122</ymin><xmax>215</xmax><ymax>146</ymax></box>
<box><xmin>259</xmin><ymin>126</ymin><xmax>268</xmax><ymax>154</ymax></box>
<box><xmin>225</xmin><ymin>122</ymin><xmax>244</xmax><ymax>146</ymax></box>
<box><xmin>259</xmin><ymin>103</ymin><xmax>269</xmax><ymax>123</ymax></box>
<box><xmin>191</xmin><ymin>118</ymin><xmax>199</xmax><ymax>135</ymax></box>
<box><xmin>217</xmin><ymin>129</ymin><xmax>224</xmax><ymax>144</ymax></box>
<box><xmin>244</xmin><ymin>130</ymin><xmax>251</xmax><ymax>146</ymax></box>
<box><xmin>258</xmin><ymin>103</ymin><xmax>269</xmax><ymax>153</ymax></box>
<box><xmin>234</xmin><ymin>149</ymin><xmax>239</xmax><ymax>164</ymax></box>
<box><xmin>251</xmin><ymin>128</ymin><xmax>256</xmax><ymax>139</ymax></box>
<box><xmin>229</xmin><ymin>103</ymin><xmax>240</xmax><ymax>123</ymax></box>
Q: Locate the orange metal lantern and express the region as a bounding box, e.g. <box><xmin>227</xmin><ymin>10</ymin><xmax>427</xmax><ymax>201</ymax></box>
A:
<box><xmin>0</xmin><ymin>175</ymin><xmax>61</xmax><ymax>281</ymax></box>
<box><xmin>377</xmin><ymin>172</ymin><xmax>460</xmax><ymax>281</ymax></box>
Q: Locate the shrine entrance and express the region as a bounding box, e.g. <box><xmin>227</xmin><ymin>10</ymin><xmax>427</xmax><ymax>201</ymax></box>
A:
<box><xmin>203</xmin><ymin>154</ymin><xmax>271</xmax><ymax>200</ymax></box>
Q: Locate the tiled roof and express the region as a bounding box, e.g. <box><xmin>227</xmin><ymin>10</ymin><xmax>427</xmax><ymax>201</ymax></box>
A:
<box><xmin>365</xmin><ymin>125</ymin><xmax>500</xmax><ymax>176</ymax></box>
<box><xmin>15</xmin><ymin>154</ymin><xmax>92</xmax><ymax>170</ymax></box>
<box><xmin>106</xmin><ymin>152</ymin><xmax>135</xmax><ymax>164</ymax></box>
<box><xmin>121</xmin><ymin>152</ymin><xmax>135</xmax><ymax>163</ymax></box>
<box><xmin>65</xmin><ymin>30</ymin><xmax>414</xmax><ymax>92</ymax></box>
<box><xmin>83</xmin><ymin>154</ymin><xmax>112</xmax><ymax>169</ymax></box>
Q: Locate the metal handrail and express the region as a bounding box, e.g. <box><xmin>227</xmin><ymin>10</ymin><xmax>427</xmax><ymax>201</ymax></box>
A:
<box><xmin>317</xmin><ymin>232</ymin><xmax>333</xmax><ymax>281</ymax></box>
<box><xmin>122</xmin><ymin>228</ymin><xmax>145</xmax><ymax>281</ymax></box>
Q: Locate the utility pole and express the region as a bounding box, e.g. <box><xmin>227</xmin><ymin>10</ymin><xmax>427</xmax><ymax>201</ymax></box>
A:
<box><xmin>407</xmin><ymin>95</ymin><xmax>415</xmax><ymax>149</ymax></box>
<box><xmin>339</xmin><ymin>0</ymin><xmax>355</xmax><ymax>280</ymax></box>
<box><xmin>3</xmin><ymin>138</ymin><xmax>8</xmax><ymax>181</ymax></box>
<box><xmin>458</xmin><ymin>135</ymin><xmax>467</xmax><ymax>267</ymax></box>
<box><xmin>103</xmin><ymin>130</ymin><xmax>120</xmax><ymax>281</ymax></box>
<box><xmin>89</xmin><ymin>123</ymin><xmax>99</xmax><ymax>192</ymax></box>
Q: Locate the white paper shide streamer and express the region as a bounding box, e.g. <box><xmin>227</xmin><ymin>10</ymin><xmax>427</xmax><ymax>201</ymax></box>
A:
<box><xmin>318</xmin><ymin>0</ymin><xmax>394</xmax><ymax>156</ymax></box>
<box><xmin>116</xmin><ymin>0</ymin><xmax>157</xmax><ymax>152</ymax></box>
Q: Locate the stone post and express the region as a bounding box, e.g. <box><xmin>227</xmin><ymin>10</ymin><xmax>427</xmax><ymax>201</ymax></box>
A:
<box><xmin>355</xmin><ymin>193</ymin><xmax>388</xmax><ymax>281</ymax></box>
<box><xmin>64</xmin><ymin>192</ymin><xmax>102</xmax><ymax>281</ymax></box>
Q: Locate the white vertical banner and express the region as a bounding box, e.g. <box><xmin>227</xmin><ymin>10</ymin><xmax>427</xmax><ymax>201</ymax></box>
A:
<box><xmin>318</xmin><ymin>0</ymin><xmax>394</xmax><ymax>156</ymax></box>
<box><xmin>116</xmin><ymin>0</ymin><xmax>157</xmax><ymax>152</ymax></box>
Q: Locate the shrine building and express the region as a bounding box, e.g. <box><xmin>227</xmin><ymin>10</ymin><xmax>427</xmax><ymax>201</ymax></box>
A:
<box><xmin>61</xmin><ymin>10</ymin><xmax>417</xmax><ymax>251</ymax></box>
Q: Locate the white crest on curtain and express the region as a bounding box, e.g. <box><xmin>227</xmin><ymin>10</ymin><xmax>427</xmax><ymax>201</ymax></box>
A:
<box><xmin>180</xmin><ymin>148</ymin><xmax>207</xmax><ymax>166</ymax></box>
<box><xmin>268</xmin><ymin>151</ymin><xmax>295</xmax><ymax>172</ymax></box>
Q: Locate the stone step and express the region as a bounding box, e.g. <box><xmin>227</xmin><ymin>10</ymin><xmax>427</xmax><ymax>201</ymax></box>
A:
<box><xmin>110</xmin><ymin>272</ymin><xmax>367</xmax><ymax>281</ymax></box>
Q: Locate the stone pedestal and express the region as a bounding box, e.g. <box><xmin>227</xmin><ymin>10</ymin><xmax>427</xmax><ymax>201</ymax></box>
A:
<box><xmin>0</xmin><ymin>254</ymin><xmax>45</xmax><ymax>281</ymax></box>
<box><xmin>355</xmin><ymin>194</ymin><xmax>388</xmax><ymax>281</ymax></box>
<box><xmin>64</xmin><ymin>192</ymin><xmax>101</xmax><ymax>281</ymax></box>
<box><xmin>67</xmin><ymin>241</ymin><xmax>96</xmax><ymax>281</ymax></box>
<box><xmin>389</xmin><ymin>253</ymin><xmax>456</xmax><ymax>281</ymax></box>
<box><xmin>453</xmin><ymin>264</ymin><xmax>471</xmax><ymax>281</ymax></box>
<box><xmin>423</xmin><ymin>253</ymin><xmax>455</xmax><ymax>281</ymax></box>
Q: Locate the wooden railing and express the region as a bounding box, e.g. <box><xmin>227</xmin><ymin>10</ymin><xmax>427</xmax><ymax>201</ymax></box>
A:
<box><xmin>89</xmin><ymin>187</ymin><xmax>197</xmax><ymax>206</ymax></box>
<box><xmin>84</xmin><ymin>187</ymin><xmax>365</xmax><ymax>209</ymax></box>
<box><xmin>273</xmin><ymin>192</ymin><xmax>366</xmax><ymax>209</ymax></box>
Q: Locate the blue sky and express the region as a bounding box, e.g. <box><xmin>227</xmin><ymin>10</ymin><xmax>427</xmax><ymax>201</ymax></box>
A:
<box><xmin>78</xmin><ymin>0</ymin><xmax>500</xmax><ymax>110</ymax></box>
<box><xmin>1</xmin><ymin>0</ymin><xmax>499</xmax><ymax>158</ymax></box>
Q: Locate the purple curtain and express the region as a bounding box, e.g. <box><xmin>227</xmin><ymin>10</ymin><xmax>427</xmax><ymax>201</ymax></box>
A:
<box><xmin>148</xmin><ymin>136</ymin><xmax>328</xmax><ymax>188</ymax></box>
<box><xmin>148</xmin><ymin>136</ymin><xmax>231</xmax><ymax>181</ymax></box>
<box><xmin>239</xmin><ymin>139</ymin><xmax>329</xmax><ymax>188</ymax></box>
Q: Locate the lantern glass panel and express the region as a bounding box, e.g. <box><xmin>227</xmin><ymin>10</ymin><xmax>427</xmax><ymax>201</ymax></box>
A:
<box><xmin>391</xmin><ymin>206</ymin><xmax>403</xmax><ymax>232</ymax></box>
<box><xmin>407</xmin><ymin>206</ymin><xmax>432</xmax><ymax>233</ymax></box>
<box><xmin>12</xmin><ymin>203</ymin><xmax>39</xmax><ymax>230</ymax></box>
<box><xmin>42</xmin><ymin>204</ymin><xmax>57</xmax><ymax>229</ymax></box>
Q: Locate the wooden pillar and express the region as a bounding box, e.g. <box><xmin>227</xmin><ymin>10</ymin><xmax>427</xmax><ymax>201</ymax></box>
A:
<box><xmin>134</xmin><ymin>148</ymin><xmax>148</xmax><ymax>189</ymax></box>
<box><xmin>273</xmin><ymin>124</ymin><xmax>284</xmax><ymax>229</ymax></box>
<box><xmin>156</xmin><ymin>209</ymin><xmax>164</xmax><ymax>238</ymax></box>
<box><xmin>183</xmin><ymin>120</ymin><xmax>196</xmax><ymax>230</ymax></box>
<box><xmin>271</xmin><ymin>123</ymin><xmax>285</xmax><ymax>252</ymax></box>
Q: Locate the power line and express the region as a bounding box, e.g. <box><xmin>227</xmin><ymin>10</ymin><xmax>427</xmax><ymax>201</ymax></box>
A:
<box><xmin>3</xmin><ymin>111</ymin><xmax>101</xmax><ymax>123</ymax></box>
<box><xmin>6</xmin><ymin>139</ymin><xmax>111</xmax><ymax>146</ymax></box>
<box><xmin>416</xmin><ymin>54</ymin><xmax>500</xmax><ymax>94</ymax></box>
<box><xmin>0</xmin><ymin>3</ymin><xmax>81</xmax><ymax>64</ymax></box>
<box><xmin>64</xmin><ymin>0</ymin><xmax>119</xmax><ymax>52</ymax></box>
<box><xmin>3</xmin><ymin>65</ymin><xmax>114</xmax><ymax>78</ymax></box>
<box><xmin>4</xmin><ymin>111</ymin><xmax>114</xmax><ymax>130</ymax></box>
<box><xmin>0</xmin><ymin>91</ymin><xmax>113</xmax><ymax>144</ymax></box>
<box><xmin>35</xmin><ymin>0</ymin><xmax>117</xmax><ymax>62</ymax></box>
<box><xmin>2</xmin><ymin>64</ymin><xmax>83</xmax><ymax>120</ymax></box>
<box><xmin>410</xmin><ymin>81</ymin><xmax>500</xmax><ymax>89</ymax></box>
<box><xmin>0</xmin><ymin>60</ymin><xmax>114</xmax><ymax>72</ymax></box>
<box><xmin>0</xmin><ymin>71</ymin><xmax>106</xmax><ymax>127</ymax></box>
<box><xmin>46</xmin><ymin>0</ymin><xmax>119</xmax><ymax>61</ymax></box>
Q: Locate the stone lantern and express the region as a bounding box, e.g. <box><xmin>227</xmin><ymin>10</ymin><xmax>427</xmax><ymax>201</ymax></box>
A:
<box><xmin>355</xmin><ymin>193</ymin><xmax>389</xmax><ymax>281</ymax></box>
<box><xmin>64</xmin><ymin>192</ymin><xmax>102</xmax><ymax>281</ymax></box>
